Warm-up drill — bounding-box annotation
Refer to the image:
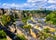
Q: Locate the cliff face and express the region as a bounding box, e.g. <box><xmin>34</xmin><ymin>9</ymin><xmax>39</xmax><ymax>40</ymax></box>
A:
<box><xmin>7</xmin><ymin>36</ymin><xmax>12</xmax><ymax>40</ymax></box>
<box><xmin>8</xmin><ymin>25</ymin><xmax>28</xmax><ymax>40</ymax></box>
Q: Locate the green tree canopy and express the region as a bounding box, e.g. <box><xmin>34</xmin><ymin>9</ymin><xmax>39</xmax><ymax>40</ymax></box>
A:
<box><xmin>1</xmin><ymin>15</ymin><xmax>11</xmax><ymax>26</ymax></box>
<box><xmin>46</xmin><ymin>11</ymin><xmax>56</xmax><ymax>25</ymax></box>
<box><xmin>0</xmin><ymin>30</ymin><xmax>7</xmax><ymax>40</ymax></box>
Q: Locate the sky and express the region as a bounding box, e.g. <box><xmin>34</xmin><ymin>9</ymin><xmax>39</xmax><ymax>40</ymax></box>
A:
<box><xmin>0</xmin><ymin>0</ymin><xmax>56</xmax><ymax>10</ymax></box>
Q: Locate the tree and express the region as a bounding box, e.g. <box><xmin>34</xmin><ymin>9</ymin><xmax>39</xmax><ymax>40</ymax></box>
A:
<box><xmin>0</xmin><ymin>30</ymin><xmax>7</xmax><ymax>40</ymax></box>
<box><xmin>1</xmin><ymin>15</ymin><xmax>11</xmax><ymax>26</ymax></box>
<box><xmin>46</xmin><ymin>11</ymin><xmax>56</xmax><ymax>25</ymax></box>
<box><xmin>23</xmin><ymin>25</ymin><xmax>31</xmax><ymax>33</ymax></box>
<box><xmin>17</xmin><ymin>34</ymin><xmax>26</xmax><ymax>40</ymax></box>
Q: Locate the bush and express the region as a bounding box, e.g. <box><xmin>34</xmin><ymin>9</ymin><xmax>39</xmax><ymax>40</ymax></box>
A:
<box><xmin>23</xmin><ymin>25</ymin><xmax>31</xmax><ymax>29</ymax></box>
<box><xmin>1</xmin><ymin>15</ymin><xmax>11</xmax><ymax>26</ymax></box>
<box><xmin>17</xmin><ymin>34</ymin><xmax>26</xmax><ymax>40</ymax></box>
<box><xmin>0</xmin><ymin>30</ymin><xmax>7</xmax><ymax>40</ymax></box>
<box><xmin>46</xmin><ymin>11</ymin><xmax>56</xmax><ymax>25</ymax></box>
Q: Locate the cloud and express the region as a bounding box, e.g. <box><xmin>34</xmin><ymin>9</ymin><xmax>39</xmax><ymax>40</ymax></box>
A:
<box><xmin>2</xmin><ymin>3</ymin><xmax>23</xmax><ymax>8</ymax></box>
<box><xmin>27</xmin><ymin>0</ymin><xmax>47</xmax><ymax>2</ymax></box>
<box><xmin>48</xmin><ymin>0</ymin><xmax>56</xmax><ymax>3</ymax></box>
<box><xmin>46</xmin><ymin>5</ymin><xmax>56</xmax><ymax>10</ymax></box>
<box><xmin>26</xmin><ymin>0</ymin><xmax>56</xmax><ymax>10</ymax></box>
<box><xmin>0</xmin><ymin>0</ymin><xmax>56</xmax><ymax>10</ymax></box>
